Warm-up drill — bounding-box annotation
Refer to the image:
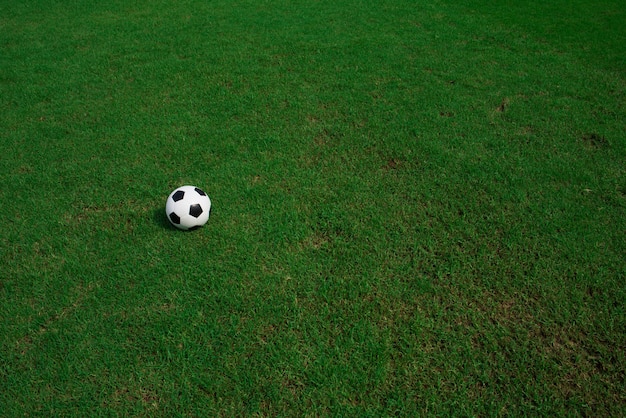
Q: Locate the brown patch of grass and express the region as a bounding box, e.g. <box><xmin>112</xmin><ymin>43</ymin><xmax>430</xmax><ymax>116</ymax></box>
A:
<box><xmin>496</xmin><ymin>97</ymin><xmax>510</xmax><ymax>113</ymax></box>
<box><xmin>383</xmin><ymin>158</ymin><xmax>402</xmax><ymax>170</ymax></box>
<box><xmin>300</xmin><ymin>232</ymin><xmax>330</xmax><ymax>250</ymax></box>
<box><xmin>582</xmin><ymin>133</ymin><xmax>609</xmax><ymax>149</ymax></box>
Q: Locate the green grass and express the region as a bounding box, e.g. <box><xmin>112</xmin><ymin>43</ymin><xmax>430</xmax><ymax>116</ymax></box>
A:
<box><xmin>1</xmin><ymin>0</ymin><xmax>624</xmax><ymax>415</ymax></box>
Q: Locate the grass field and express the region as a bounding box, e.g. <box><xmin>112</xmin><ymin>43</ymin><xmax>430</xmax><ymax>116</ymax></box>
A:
<box><xmin>1</xmin><ymin>0</ymin><xmax>625</xmax><ymax>415</ymax></box>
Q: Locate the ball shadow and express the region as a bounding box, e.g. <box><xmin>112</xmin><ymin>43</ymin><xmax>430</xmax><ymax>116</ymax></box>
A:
<box><xmin>153</xmin><ymin>207</ymin><xmax>174</xmax><ymax>230</ymax></box>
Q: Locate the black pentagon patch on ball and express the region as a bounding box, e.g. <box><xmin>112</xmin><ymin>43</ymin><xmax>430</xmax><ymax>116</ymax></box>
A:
<box><xmin>194</xmin><ymin>187</ymin><xmax>206</xmax><ymax>196</ymax></box>
<box><xmin>172</xmin><ymin>190</ymin><xmax>185</xmax><ymax>202</ymax></box>
<box><xmin>189</xmin><ymin>204</ymin><xmax>203</xmax><ymax>218</ymax></box>
<box><xmin>169</xmin><ymin>212</ymin><xmax>181</xmax><ymax>224</ymax></box>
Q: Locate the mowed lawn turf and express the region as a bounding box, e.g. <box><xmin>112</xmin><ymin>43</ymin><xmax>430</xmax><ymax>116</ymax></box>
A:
<box><xmin>1</xmin><ymin>0</ymin><xmax>624</xmax><ymax>415</ymax></box>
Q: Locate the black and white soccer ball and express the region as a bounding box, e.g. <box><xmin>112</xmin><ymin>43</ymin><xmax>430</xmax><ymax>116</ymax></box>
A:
<box><xmin>165</xmin><ymin>185</ymin><xmax>211</xmax><ymax>230</ymax></box>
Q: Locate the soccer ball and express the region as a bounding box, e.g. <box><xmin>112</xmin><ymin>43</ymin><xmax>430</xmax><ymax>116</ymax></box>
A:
<box><xmin>165</xmin><ymin>185</ymin><xmax>211</xmax><ymax>230</ymax></box>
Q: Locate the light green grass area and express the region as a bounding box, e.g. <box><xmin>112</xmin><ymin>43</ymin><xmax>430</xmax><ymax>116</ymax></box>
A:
<box><xmin>1</xmin><ymin>0</ymin><xmax>624</xmax><ymax>415</ymax></box>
